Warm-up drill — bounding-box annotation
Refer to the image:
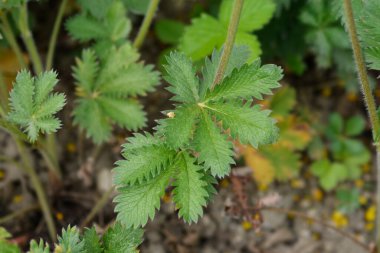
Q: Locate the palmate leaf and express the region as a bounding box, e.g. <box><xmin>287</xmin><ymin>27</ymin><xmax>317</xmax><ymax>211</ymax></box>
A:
<box><xmin>82</xmin><ymin>228</ymin><xmax>102</xmax><ymax>253</ymax></box>
<box><xmin>7</xmin><ymin>70</ymin><xmax>66</xmax><ymax>142</ymax></box>
<box><xmin>29</xmin><ymin>240</ymin><xmax>49</xmax><ymax>253</ymax></box>
<box><xmin>113</xmin><ymin>47</ymin><xmax>282</xmax><ymax>228</ymax></box>
<box><xmin>56</xmin><ymin>226</ymin><xmax>84</xmax><ymax>253</ymax></box>
<box><xmin>73</xmin><ymin>45</ymin><xmax>159</xmax><ymax>143</ymax></box>
<box><xmin>173</xmin><ymin>153</ymin><xmax>209</xmax><ymax>223</ymax></box>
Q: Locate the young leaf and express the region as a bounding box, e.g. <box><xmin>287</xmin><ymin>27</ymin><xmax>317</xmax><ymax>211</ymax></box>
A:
<box><xmin>157</xmin><ymin>105</ymin><xmax>200</xmax><ymax>149</ymax></box>
<box><xmin>56</xmin><ymin>226</ymin><xmax>84</xmax><ymax>253</ymax></box>
<box><xmin>7</xmin><ymin>70</ymin><xmax>66</xmax><ymax>142</ymax></box>
<box><xmin>207</xmin><ymin>102</ymin><xmax>279</xmax><ymax>147</ymax></box>
<box><xmin>164</xmin><ymin>51</ymin><xmax>200</xmax><ymax>103</ymax></box>
<box><xmin>82</xmin><ymin>228</ymin><xmax>102</xmax><ymax>253</ymax></box>
<box><xmin>73</xmin><ymin>45</ymin><xmax>159</xmax><ymax>143</ymax></box>
<box><xmin>219</xmin><ymin>0</ymin><xmax>275</xmax><ymax>32</ymax></box>
<box><xmin>102</xmin><ymin>223</ymin><xmax>143</xmax><ymax>253</ymax></box>
<box><xmin>113</xmin><ymin>134</ymin><xmax>175</xmax><ymax>185</ymax></box>
<box><xmin>205</xmin><ymin>60</ymin><xmax>282</xmax><ymax>101</ymax></box>
<box><xmin>172</xmin><ymin>153</ymin><xmax>208</xmax><ymax>223</ymax></box>
<box><xmin>29</xmin><ymin>240</ymin><xmax>49</xmax><ymax>253</ymax></box>
<box><xmin>114</xmin><ymin>163</ymin><xmax>175</xmax><ymax>228</ymax></box>
<box><xmin>193</xmin><ymin>111</ymin><xmax>234</xmax><ymax>177</ymax></box>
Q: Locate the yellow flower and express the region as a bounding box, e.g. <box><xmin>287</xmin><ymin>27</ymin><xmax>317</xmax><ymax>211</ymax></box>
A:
<box><xmin>365</xmin><ymin>205</ymin><xmax>376</xmax><ymax>222</ymax></box>
<box><xmin>220</xmin><ymin>179</ymin><xmax>229</xmax><ymax>188</ymax></box>
<box><xmin>241</xmin><ymin>221</ymin><xmax>252</xmax><ymax>231</ymax></box>
<box><xmin>0</xmin><ymin>170</ymin><xmax>5</xmax><ymax>180</ymax></box>
<box><xmin>56</xmin><ymin>212</ymin><xmax>64</xmax><ymax>221</ymax></box>
<box><xmin>359</xmin><ymin>195</ymin><xmax>368</xmax><ymax>206</ymax></box>
<box><xmin>12</xmin><ymin>194</ymin><xmax>23</xmax><ymax>204</ymax></box>
<box><xmin>354</xmin><ymin>179</ymin><xmax>364</xmax><ymax>188</ymax></box>
<box><xmin>346</xmin><ymin>92</ymin><xmax>358</xmax><ymax>102</ymax></box>
<box><xmin>322</xmin><ymin>87</ymin><xmax>332</xmax><ymax>97</ymax></box>
<box><xmin>365</xmin><ymin>222</ymin><xmax>375</xmax><ymax>231</ymax></box>
<box><xmin>66</xmin><ymin>142</ymin><xmax>77</xmax><ymax>153</ymax></box>
<box><xmin>331</xmin><ymin>211</ymin><xmax>348</xmax><ymax>228</ymax></box>
<box><xmin>290</xmin><ymin>179</ymin><xmax>304</xmax><ymax>189</ymax></box>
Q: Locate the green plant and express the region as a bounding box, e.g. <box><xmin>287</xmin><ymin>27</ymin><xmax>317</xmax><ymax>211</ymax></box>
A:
<box><xmin>72</xmin><ymin>44</ymin><xmax>159</xmax><ymax>143</ymax></box>
<box><xmin>113</xmin><ymin>45</ymin><xmax>283</xmax><ymax>227</ymax></box>
<box><xmin>179</xmin><ymin>0</ymin><xmax>276</xmax><ymax>62</ymax></box>
<box><xmin>0</xmin><ymin>224</ymin><xmax>143</xmax><ymax>253</ymax></box>
<box><xmin>310</xmin><ymin>113</ymin><xmax>369</xmax><ymax>191</ymax></box>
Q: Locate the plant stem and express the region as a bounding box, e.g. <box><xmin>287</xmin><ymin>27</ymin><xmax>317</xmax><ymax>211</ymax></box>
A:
<box><xmin>17</xmin><ymin>3</ymin><xmax>43</xmax><ymax>74</ymax></box>
<box><xmin>46</xmin><ymin>0</ymin><xmax>68</xmax><ymax>70</ymax></box>
<box><xmin>343</xmin><ymin>0</ymin><xmax>380</xmax><ymax>250</ymax></box>
<box><xmin>14</xmin><ymin>139</ymin><xmax>57</xmax><ymax>240</ymax></box>
<box><xmin>133</xmin><ymin>0</ymin><xmax>160</xmax><ymax>49</ymax></box>
<box><xmin>212</xmin><ymin>0</ymin><xmax>244</xmax><ymax>88</ymax></box>
<box><xmin>0</xmin><ymin>204</ymin><xmax>40</xmax><ymax>225</ymax></box>
<box><xmin>0</xmin><ymin>14</ymin><xmax>26</xmax><ymax>68</ymax></box>
<box><xmin>80</xmin><ymin>186</ymin><xmax>114</xmax><ymax>228</ymax></box>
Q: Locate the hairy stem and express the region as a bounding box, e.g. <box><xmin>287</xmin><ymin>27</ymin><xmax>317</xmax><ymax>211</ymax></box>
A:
<box><xmin>0</xmin><ymin>14</ymin><xmax>26</xmax><ymax>68</ymax></box>
<box><xmin>14</xmin><ymin>139</ymin><xmax>57</xmax><ymax>240</ymax></box>
<box><xmin>17</xmin><ymin>3</ymin><xmax>43</xmax><ymax>74</ymax></box>
<box><xmin>212</xmin><ymin>0</ymin><xmax>244</xmax><ymax>88</ymax></box>
<box><xmin>46</xmin><ymin>0</ymin><xmax>68</xmax><ymax>70</ymax></box>
<box><xmin>343</xmin><ymin>0</ymin><xmax>380</xmax><ymax>250</ymax></box>
<box><xmin>80</xmin><ymin>186</ymin><xmax>114</xmax><ymax>228</ymax></box>
<box><xmin>133</xmin><ymin>0</ymin><xmax>160</xmax><ymax>49</ymax></box>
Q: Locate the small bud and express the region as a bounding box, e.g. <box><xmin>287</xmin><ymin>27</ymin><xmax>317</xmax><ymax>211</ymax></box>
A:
<box><xmin>167</xmin><ymin>112</ymin><xmax>175</xmax><ymax>118</ymax></box>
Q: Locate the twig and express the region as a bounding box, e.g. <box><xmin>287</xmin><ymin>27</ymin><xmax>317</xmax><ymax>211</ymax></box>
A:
<box><xmin>0</xmin><ymin>14</ymin><xmax>26</xmax><ymax>68</ymax></box>
<box><xmin>0</xmin><ymin>204</ymin><xmax>40</xmax><ymax>224</ymax></box>
<box><xmin>14</xmin><ymin>139</ymin><xmax>57</xmax><ymax>240</ymax></box>
<box><xmin>342</xmin><ymin>0</ymin><xmax>380</xmax><ymax>250</ymax></box>
<box><xmin>80</xmin><ymin>186</ymin><xmax>114</xmax><ymax>229</ymax></box>
<box><xmin>17</xmin><ymin>3</ymin><xmax>43</xmax><ymax>74</ymax></box>
<box><xmin>46</xmin><ymin>0</ymin><xmax>68</xmax><ymax>70</ymax></box>
<box><xmin>212</xmin><ymin>0</ymin><xmax>244</xmax><ymax>88</ymax></box>
<box><xmin>133</xmin><ymin>0</ymin><xmax>160</xmax><ymax>49</ymax></box>
<box><xmin>262</xmin><ymin>207</ymin><xmax>371</xmax><ymax>252</ymax></box>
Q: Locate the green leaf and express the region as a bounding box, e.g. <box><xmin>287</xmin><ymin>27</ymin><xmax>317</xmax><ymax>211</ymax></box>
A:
<box><xmin>235</xmin><ymin>32</ymin><xmax>261</xmax><ymax>62</ymax></box>
<box><xmin>0</xmin><ymin>241</ymin><xmax>21</xmax><ymax>253</ymax></box>
<box><xmin>155</xmin><ymin>19</ymin><xmax>185</xmax><ymax>44</ymax></box>
<box><xmin>82</xmin><ymin>228</ymin><xmax>102</xmax><ymax>253</ymax></box>
<box><xmin>157</xmin><ymin>105</ymin><xmax>200</xmax><ymax>149</ymax></box>
<box><xmin>73</xmin><ymin>44</ymin><xmax>159</xmax><ymax>143</ymax></box>
<box><xmin>66</xmin><ymin>14</ymin><xmax>108</xmax><ymax>42</ymax></box>
<box><xmin>200</xmin><ymin>45</ymin><xmax>251</xmax><ymax>98</ymax></box>
<box><xmin>114</xmin><ymin>163</ymin><xmax>175</xmax><ymax>228</ymax></box>
<box><xmin>56</xmin><ymin>226</ymin><xmax>84</xmax><ymax>253</ymax></box>
<box><xmin>29</xmin><ymin>240</ymin><xmax>49</xmax><ymax>253</ymax></box>
<box><xmin>114</xmin><ymin>135</ymin><xmax>175</xmax><ymax>185</ymax></box>
<box><xmin>102</xmin><ymin>223</ymin><xmax>143</xmax><ymax>253</ymax></box>
<box><xmin>73</xmin><ymin>49</ymin><xmax>99</xmax><ymax>94</ymax></box>
<box><xmin>269</xmin><ymin>86</ymin><xmax>296</xmax><ymax>116</ymax></box>
<box><xmin>78</xmin><ymin>0</ymin><xmax>111</xmax><ymax>19</ymax></box>
<box><xmin>336</xmin><ymin>189</ymin><xmax>360</xmax><ymax>213</ymax></box>
<box><xmin>173</xmin><ymin>153</ymin><xmax>208</xmax><ymax>223</ymax></box>
<box><xmin>206</xmin><ymin>59</ymin><xmax>282</xmax><ymax>101</ymax></box>
<box><xmin>311</xmin><ymin>160</ymin><xmax>347</xmax><ymax>191</ymax></box>
<box><xmin>345</xmin><ymin>115</ymin><xmax>365</xmax><ymax>136</ymax></box>
<box><xmin>207</xmin><ymin>102</ymin><xmax>279</xmax><ymax>147</ymax></box>
<box><xmin>179</xmin><ymin>14</ymin><xmax>225</xmax><ymax>61</ymax></box>
<box><xmin>73</xmin><ymin>99</ymin><xmax>111</xmax><ymax>144</ymax></box>
<box><xmin>326</xmin><ymin>113</ymin><xmax>344</xmax><ymax>138</ymax></box>
<box><xmin>193</xmin><ymin>111</ymin><xmax>234</xmax><ymax>177</ymax></box>
<box><xmin>164</xmin><ymin>51</ymin><xmax>200</xmax><ymax>103</ymax></box>
<box><xmin>97</xmin><ymin>97</ymin><xmax>146</xmax><ymax>131</ymax></box>
<box><xmin>219</xmin><ymin>0</ymin><xmax>276</xmax><ymax>32</ymax></box>
<box><xmin>7</xmin><ymin>70</ymin><xmax>66</xmax><ymax>142</ymax></box>
<box><xmin>357</xmin><ymin>0</ymin><xmax>380</xmax><ymax>70</ymax></box>
<box><xmin>122</xmin><ymin>0</ymin><xmax>150</xmax><ymax>14</ymax></box>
